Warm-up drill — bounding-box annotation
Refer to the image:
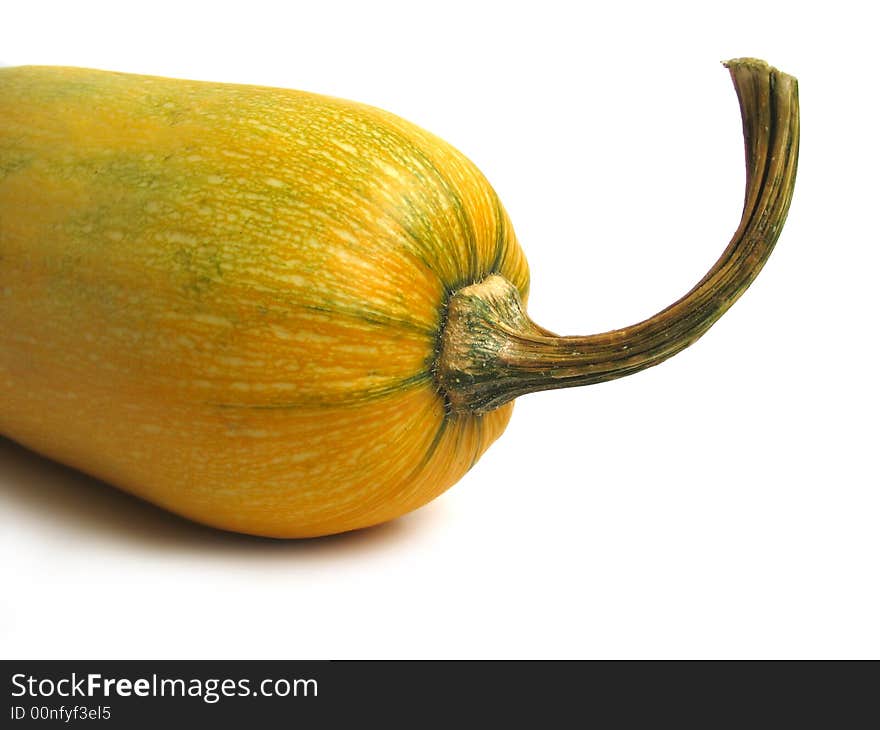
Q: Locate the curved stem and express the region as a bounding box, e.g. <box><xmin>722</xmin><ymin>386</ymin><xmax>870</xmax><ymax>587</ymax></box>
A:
<box><xmin>437</xmin><ymin>58</ymin><xmax>800</xmax><ymax>415</ymax></box>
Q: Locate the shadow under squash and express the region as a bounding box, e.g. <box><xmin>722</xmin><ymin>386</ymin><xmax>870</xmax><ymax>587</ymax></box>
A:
<box><xmin>0</xmin><ymin>436</ymin><xmax>439</xmax><ymax>559</ymax></box>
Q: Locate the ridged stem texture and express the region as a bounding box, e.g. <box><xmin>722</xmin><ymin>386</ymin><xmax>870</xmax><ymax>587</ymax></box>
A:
<box><xmin>438</xmin><ymin>57</ymin><xmax>800</xmax><ymax>415</ymax></box>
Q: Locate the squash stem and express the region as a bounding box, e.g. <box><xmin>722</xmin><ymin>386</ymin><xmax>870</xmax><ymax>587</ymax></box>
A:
<box><xmin>437</xmin><ymin>58</ymin><xmax>800</xmax><ymax>415</ymax></box>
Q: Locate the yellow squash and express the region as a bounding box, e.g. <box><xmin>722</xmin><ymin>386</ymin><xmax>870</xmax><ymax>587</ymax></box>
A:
<box><xmin>0</xmin><ymin>60</ymin><xmax>799</xmax><ymax>538</ymax></box>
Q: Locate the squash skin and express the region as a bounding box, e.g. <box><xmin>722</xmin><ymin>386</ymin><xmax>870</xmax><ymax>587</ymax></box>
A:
<box><xmin>0</xmin><ymin>66</ymin><xmax>530</xmax><ymax>537</ymax></box>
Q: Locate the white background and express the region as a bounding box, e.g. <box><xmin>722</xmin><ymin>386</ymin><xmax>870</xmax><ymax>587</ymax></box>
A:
<box><xmin>1</xmin><ymin>0</ymin><xmax>877</xmax><ymax>659</ymax></box>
